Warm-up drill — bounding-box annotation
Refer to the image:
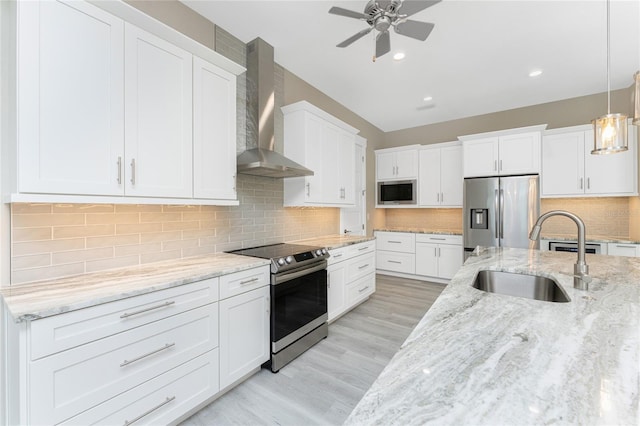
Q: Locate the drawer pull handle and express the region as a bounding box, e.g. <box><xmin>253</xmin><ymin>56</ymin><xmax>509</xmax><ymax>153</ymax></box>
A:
<box><xmin>616</xmin><ymin>244</ymin><xmax>635</xmax><ymax>248</ymax></box>
<box><xmin>388</xmin><ymin>241</ymin><xmax>402</xmax><ymax>244</ymax></box>
<box><xmin>333</xmin><ymin>253</ymin><xmax>343</xmax><ymax>258</ymax></box>
<box><xmin>358</xmin><ymin>246</ymin><xmax>370</xmax><ymax>251</ymax></box>
<box><xmin>388</xmin><ymin>260</ymin><xmax>402</xmax><ymax>264</ymax></box>
<box><xmin>124</xmin><ymin>396</ymin><xmax>176</xmax><ymax>426</ymax></box>
<box><xmin>240</xmin><ymin>277</ymin><xmax>260</xmax><ymax>285</ymax></box>
<box><xmin>358</xmin><ymin>286</ymin><xmax>369</xmax><ymax>293</ymax></box>
<box><xmin>120</xmin><ymin>301</ymin><xmax>175</xmax><ymax>319</ymax></box>
<box><xmin>358</xmin><ymin>264</ymin><xmax>370</xmax><ymax>270</ymax></box>
<box><xmin>429</xmin><ymin>237</ymin><xmax>446</xmax><ymax>241</ymax></box>
<box><xmin>120</xmin><ymin>343</ymin><xmax>175</xmax><ymax>367</ymax></box>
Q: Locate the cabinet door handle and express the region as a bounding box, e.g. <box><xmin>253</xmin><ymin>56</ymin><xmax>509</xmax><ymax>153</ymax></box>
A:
<box><xmin>438</xmin><ymin>247</ymin><xmax>441</xmax><ymax>257</ymax></box>
<box><xmin>233</xmin><ymin>174</ymin><xmax>236</xmax><ymax>192</ymax></box>
<box><xmin>117</xmin><ymin>156</ymin><xmax>122</xmax><ymax>185</ymax></box>
<box><xmin>123</xmin><ymin>396</ymin><xmax>176</xmax><ymax>426</ymax></box>
<box><xmin>494</xmin><ymin>160</ymin><xmax>497</xmax><ymax>171</ymax></box>
<box><xmin>434</xmin><ymin>247</ymin><xmax>437</xmax><ymax>257</ymax></box>
<box><xmin>388</xmin><ymin>260</ymin><xmax>401</xmax><ymax>264</ymax></box>
<box><xmin>306</xmin><ymin>182</ymin><xmax>311</xmax><ymax>196</ymax></box>
<box><xmin>120</xmin><ymin>301</ymin><xmax>175</xmax><ymax>319</ymax></box>
<box><xmin>327</xmin><ymin>275</ymin><xmax>331</xmax><ymax>288</ymax></box>
<box><xmin>130</xmin><ymin>158</ymin><xmax>136</xmax><ymax>185</ymax></box>
<box><xmin>120</xmin><ymin>343</ymin><xmax>175</xmax><ymax>367</ymax></box>
<box><xmin>587</xmin><ymin>177</ymin><xmax>590</xmax><ymax>189</ymax></box>
<box><xmin>579</xmin><ymin>178</ymin><xmax>584</xmax><ymax>189</ymax></box>
<box><xmin>358</xmin><ymin>263</ymin><xmax>369</xmax><ymax>270</ymax></box>
<box><xmin>440</xmin><ymin>192</ymin><xmax>444</xmax><ymax>203</ymax></box>
<box><xmin>436</xmin><ymin>192</ymin><xmax>440</xmax><ymax>202</ymax></box>
<box><xmin>499</xmin><ymin>159</ymin><xmax>503</xmax><ymax>171</ymax></box>
<box><xmin>240</xmin><ymin>277</ymin><xmax>260</xmax><ymax>285</ymax></box>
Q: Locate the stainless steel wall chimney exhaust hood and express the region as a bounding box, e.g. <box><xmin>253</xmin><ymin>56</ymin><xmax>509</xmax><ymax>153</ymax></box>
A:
<box><xmin>237</xmin><ymin>38</ymin><xmax>313</xmax><ymax>178</ymax></box>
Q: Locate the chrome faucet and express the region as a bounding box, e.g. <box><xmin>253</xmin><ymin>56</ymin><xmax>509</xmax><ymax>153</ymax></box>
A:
<box><xmin>529</xmin><ymin>210</ymin><xmax>591</xmax><ymax>291</ymax></box>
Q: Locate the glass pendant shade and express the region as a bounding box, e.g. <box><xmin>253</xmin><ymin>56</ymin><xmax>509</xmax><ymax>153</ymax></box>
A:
<box><xmin>633</xmin><ymin>71</ymin><xmax>640</xmax><ymax>126</ymax></box>
<box><xmin>591</xmin><ymin>113</ymin><xmax>628</xmax><ymax>154</ymax></box>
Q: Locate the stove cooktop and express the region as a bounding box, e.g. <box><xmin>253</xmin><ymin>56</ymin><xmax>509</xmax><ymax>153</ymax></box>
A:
<box><xmin>227</xmin><ymin>243</ymin><xmax>329</xmax><ymax>274</ymax></box>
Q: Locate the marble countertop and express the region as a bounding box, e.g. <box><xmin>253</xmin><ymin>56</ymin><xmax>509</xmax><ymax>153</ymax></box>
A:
<box><xmin>346</xmin><ymin>247</ymin><xmax>640</xmax><ymax>425</ymax></box>
<box><xmin>541</xmin><ymin>234</ymin><xmax>640</xmax><ymax>244</ymax></box>
<box><xmin>290</xmin><ymin>234</ymin><xmax>375</xmax><ymax>250</ymax></box>
<box><xmin>374</xmin><ymin>227</ymin><xmax>462</xmax><ymax>236</ymax></box>
<box><xmin>0</xmin><ymin>253</ymin><xmax>270</xmax><ymax>323</ymax></box>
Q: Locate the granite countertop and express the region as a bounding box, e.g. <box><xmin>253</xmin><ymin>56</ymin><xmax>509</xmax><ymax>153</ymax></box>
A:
<box><xmin>541</xmin><ymin>234</ymin><xmax>640</xmax><ymax>244</ymax></box>
<box><xmin>0</xmin><ymin>253</ymin><xmax>270</xmax><ymax>323</ymax></box>
<box><xmin>346</xmin><ymin>247</ymin><xmax>640</xmax><ymax>425</ymax></box>
<box><xmin>374</xmin><ymin>227</ymin><xmax>462</xmax><ymax>236</ymax></box>
<box><xmin>290</xmin><ymin>234</ymin><xmax>375</xmax><ymax>250</ymax></box>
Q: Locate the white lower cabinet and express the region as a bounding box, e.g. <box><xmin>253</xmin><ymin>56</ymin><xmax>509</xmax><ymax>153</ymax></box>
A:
<box><xmin>415</xmin><ymin>234</ymin><xmax>463</xmax><ymax>280</ymax></box>
<box><xmin>5</xmin><ymin>265</ymin><xmax>270</xmax><ymax>425</ymax></box>
<box><xmin>327</xmin><ymin>241</ymin><xmax>376</xmax><ymax>322</ymax></box>
<box><xmin>607</xmin><ymin>243</ymin><xmax>640</xmax><ymax>257</ymax></box>
<box><xmin>375</xmin><ymin>231</ymin><xmax>416</xmax><ymax>275</ymax></box>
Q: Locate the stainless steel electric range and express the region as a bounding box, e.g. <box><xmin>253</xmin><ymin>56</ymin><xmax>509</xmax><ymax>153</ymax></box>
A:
<box><xmin>227</xmin><ymin>243</ymin><xmax>330</xmax><ymax>372</ymax></box>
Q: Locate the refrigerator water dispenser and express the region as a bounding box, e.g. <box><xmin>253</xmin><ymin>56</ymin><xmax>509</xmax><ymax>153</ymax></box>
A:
<box><xmin>470</xmin><ymin>209</ymin><xmax>488</xmax><ymax>229</ymax></box>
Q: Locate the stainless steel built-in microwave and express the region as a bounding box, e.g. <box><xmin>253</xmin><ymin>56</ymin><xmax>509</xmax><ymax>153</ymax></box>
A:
<box><xmin>377</xmin><ymin>180</ymin><xmax>417</xmax><ymax>205</ymax></box>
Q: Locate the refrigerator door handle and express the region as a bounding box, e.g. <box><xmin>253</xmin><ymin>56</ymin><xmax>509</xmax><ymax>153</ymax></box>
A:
<box><xmin>499</xmin><ymin>189</ymin><xmax>505</xmax><ymax>239</ymax></box>
<box><xmin>494</xmin><ymin>189</ymin><xmax>500</xmax><ymax>239</ymax></box>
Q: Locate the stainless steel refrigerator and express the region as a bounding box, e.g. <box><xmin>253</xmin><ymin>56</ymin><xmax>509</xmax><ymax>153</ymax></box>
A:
<box><xmin>463</xmin><ymin>175</ymin><xmax>540</xmax><ymax>259</ymax></box>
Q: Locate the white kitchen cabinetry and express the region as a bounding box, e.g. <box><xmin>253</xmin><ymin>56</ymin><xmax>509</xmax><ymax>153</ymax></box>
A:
<box><xmin>415</xmin><ymin>234</ymin><xmax>463</xmax><ymax>280</ymax></box>
<box><xmin>5</xmin><ymin>265</ymin><xmax>270</xmax><ymax>425</ymax></box>
<box><xmin>460</xmin><ymin>125</ymin><xmax>546</xmax><ymax>177</ymax></box>
<box><xmin>376</xmin><ymin>146</ymin><xmax>419</xmax><ymax>180</ymax></box>
<box><xmin>607</xmin><ymin>243</ymin><xmax>640</xmax><ymax>257</ymax></box>
<box><xmin>375</xmin><ymin>231</ymin><xmax>416</xmax><ymax>275</ymax></box>
<box><xmin>193</xmin><ymin>57</ymin><xmax>237</xmax><ymax>200</ymax></box>
<box><xmin>16</xmin><ymin>0</ymin><xmax>125</xmax><ymax>196</ymax></box>
<box><xmin>8</xmin><ymin>0</ymin><xmax>244</xmax><ymax>205</ymax></box>
<box><xmin>419</xmin><ymin>143</ymin><xmax>463</xmax><ymax>207</ymax></box>
<box><xmin>327</xmin><ymin>241</ymin><xmax>376</xmax><ymax>321</ymax></box>
<box><xmin>541</xmin><ymin>124</ymin><xmax>638</xmax><ymax>197</ymax></box>
<box><xmin>283</xmin><ymin>101</ymin><xmax>358</xmax><ymax>207</ymax></box>
<box><xmin>218</xmin><ymin>268</ymin><xmax>270</xmax><ymax>390</ymax></box>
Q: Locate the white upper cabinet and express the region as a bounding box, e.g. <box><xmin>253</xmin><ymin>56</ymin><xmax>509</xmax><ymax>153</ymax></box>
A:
<box><xmin>193</xmin><ymin>57</ymin><xmax>237</xmax><ymax>200</ymax></box>
<box><xmin>124</xmin><ymin>24</ymin><xmax>193</xmax><ymax>198</ymax></box>
<box><xmin>541</xmin><ymin>124</ymin><xmax>638</xmax><ymax>197</ymax></box>
<box><xmin>460</xmin><ymin>125</ymin><xmax>545</xmax><ymax>177</ymax></box>
<box><xmin>17</xmin><ymin>0</ymin><xmax>125</xmax><ymax>196</ymax></box>
<box><xmin>418</xmin><ymin>143</ymin><xmax>462</xmax><ymax>207</ymax></box>
<box><xmin>9</xmin><ymin>0</ymin><xmax>244</xmax><ymax>205</ymax></box>
<box><xmin>283</xmin><ymin>101</ymin><xmax>358</xmax><ymax>207</ymax></box>
<box><xmin>376</xmin><ymin>147</ymin><xmax>419</xmax><ymax>180</ymax></box>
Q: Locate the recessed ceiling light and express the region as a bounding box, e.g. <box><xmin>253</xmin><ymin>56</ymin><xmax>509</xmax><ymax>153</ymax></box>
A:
<box><xmin>393</xmin><ymin>52</ymin><xmax>406</xmax><ymax>61</ymax></box>
<box><xmin>529</xmin><ymin>70</ymin><xmax>543</xmax><ymax>77</ymax></box>
<box><xmin>423</xmin><ymin>96</ymin><xmax>433</xmax><ymax>102</ymax></box>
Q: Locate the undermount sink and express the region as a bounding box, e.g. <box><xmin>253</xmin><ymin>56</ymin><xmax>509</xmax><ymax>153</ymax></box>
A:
<box><xmin>472</xmin><ymin>270</ymin><xmax>570</xmax><ymax>303</ymax></box>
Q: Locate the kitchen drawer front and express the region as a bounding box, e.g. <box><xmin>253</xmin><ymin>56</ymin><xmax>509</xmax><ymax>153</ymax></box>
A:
<box><xmin>375</xmin><ymin>232</ymin><xmax>415</xmax><ymax>253</ymax></box>
<box><xmin>328</xmin><ymin>246</ymin><xmax>349</xmax><ymax>265</ymax></box>
<box><xmin>61</xmin><ymin>349</ymin><xmax>219</xmax><ymax>426</ymax></box>
<box><xmin>415</xmin><ymin>234</ymin><xmax>462</xmax><ymax>245</ymax></box>
<box><xmin>219</xmin><ymin>265</ymin><xmax>270</xmax><ymax>300</ymax></box>
<box><xmin>346</xmin><ymin>273</ymin><xmax>375</xmax><ymax>306</ymax></box>
<box><xmin>29</xmin><ymin>303</ymin><xmax>218</xmax><ymax>425</ymax></box>
<box><xmin>30</xmin><ymin>278</ymin><xmax>219</xmax><ymax>360</ymax></box>
<box><xmin>346</xmin><ymin>240</ymin><xmax>376</xmax><ymax>257</ymax></box>
<box><xmin>607</xmin><ymin>243</ymin><xmax>640</xmax><ymax>257</ymax></box>
<box><xmin>347</xmin><ymin>252</ymin><xmax>375</xmax><ymax>282</ymax></box>
<box><xmin>376</xmin><ymin>251</ymin><xmax>415</xmax><ymax>274</ymax></box>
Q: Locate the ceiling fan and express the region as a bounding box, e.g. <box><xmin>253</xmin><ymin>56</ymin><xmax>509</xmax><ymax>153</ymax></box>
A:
<box><xmin>329</xmin><ymin>0</ymin><xmax>441</xmax><ymax>61</ymax></box>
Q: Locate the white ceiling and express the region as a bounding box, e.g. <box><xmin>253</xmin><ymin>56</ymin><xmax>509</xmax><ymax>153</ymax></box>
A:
<box><xmin>181</xmin><ymin>0</ymin><xmax>640</xmax><ymax>132</ymax></box>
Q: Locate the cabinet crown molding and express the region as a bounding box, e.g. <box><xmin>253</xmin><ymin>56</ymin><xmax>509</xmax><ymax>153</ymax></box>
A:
<box><xmin>457</xmin><ymin>124</ymin><xmax>548</xmax><ymax>141</ymax></box>
<box><xmin>282</xmin><ymin>101</ymin><xmax>359</xmax><ymax>134</ymax></box>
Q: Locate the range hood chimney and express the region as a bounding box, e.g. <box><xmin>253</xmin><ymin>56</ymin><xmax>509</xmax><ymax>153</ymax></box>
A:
<box><xmin>236</xmin><ymin>38</ymin><xmax>313</xmax><ymax>178</ymax></box>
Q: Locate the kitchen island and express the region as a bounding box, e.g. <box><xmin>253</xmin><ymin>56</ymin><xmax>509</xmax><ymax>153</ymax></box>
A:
<box><xmin>345</xmin><ymin>247</ymin><xmax>640</xmax><ymax>425</ymax></box>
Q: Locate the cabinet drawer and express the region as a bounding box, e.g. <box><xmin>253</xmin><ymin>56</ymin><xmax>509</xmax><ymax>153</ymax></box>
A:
<box><xmin>607</xmin><ymin>243</ymin><xmax>640</xmax><ymax>257</ymax></box>
<box><xmin>376</xmin><ymin>251</ymin><xmax>415</xmax><ymax>274</ymax></box>
<box><xmin>346</xmin><ymin>273</ymin><xmax>375</xmax><ymax>306</ymax></box>
<box><xmin>415</xmin><ymin>234</ymin><xmax>462</xmax><ymax>245</ymax></box>
<box><xmin>328</xmin><ymin>246</ymin><xmax>349</xmax><ymax>265</ymax></box>
<box><xmin>347</xmin><ymin>240</ymin><xmax>376</xmax><ymax>257</ymax></box>
<box><xmin>30</xmin><ymin>304</ymin><xmax>218</xmax><ymax>425</ymax></box>
<box><xmin>219</xmin><ymin>266</ymin><xmax>270</xmax><ymax>300</ymax></box>
<box><xmin>61</xmin><ymin>349</ymin><xmax>219</xmax><ymax>426</ymax></box>
<box><xmin>30</xmin><ymin>278</ymin><xmax>218</xmax><ymax>360</ymax></box>
<box><xmin>375</xmin><ymin>232</ymin><xmax>415</xmax><ymax>253</ymax></box>
<box><xmin>347</xmin><ymin>252</ymin><xmax>375</xmax><ymax>282</ymax></box>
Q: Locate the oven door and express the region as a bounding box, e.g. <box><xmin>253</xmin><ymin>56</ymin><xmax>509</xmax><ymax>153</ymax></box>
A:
<box><xmin>271</xmin><ymin>261</ymin><xmax>327</xmax><ymax>353</ymax></box>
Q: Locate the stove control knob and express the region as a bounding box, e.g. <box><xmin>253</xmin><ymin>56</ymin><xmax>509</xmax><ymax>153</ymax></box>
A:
<box><xmin>321</xmin><ymin>248</ymin><xmax>328</xmax><ymax>255</ymax></box>
<box><xmin>285</xmin><ymin>256</ymin><xmax>294</xmax><ymax>264</ymax></box>
<box><xmin>277</xmin><ymin>258</ymin><xmax>286</xmax><ymax>266</ymax></box>
<box><xmin>315</xmin><ymin>249</ymin><xmax>322</xmax><ymax>256</ymax></box>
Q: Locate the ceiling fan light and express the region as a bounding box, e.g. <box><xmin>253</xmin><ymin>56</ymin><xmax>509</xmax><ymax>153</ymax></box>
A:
<box><xmin>591</xmin><ymin>113</ymin><xmax>628</xmax><ymax>154</ymax></box>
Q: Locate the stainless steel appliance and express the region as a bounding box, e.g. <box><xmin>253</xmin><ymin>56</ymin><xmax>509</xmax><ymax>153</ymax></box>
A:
<box><xmin>463</xmin><ymin>175</ymin><xmax>540</xmax><ymax>259</ymax></box>
<box><xmin>227</xmin><ymin>243</ymin><xmax>329</xmax><ymax>373</ymax></box>
<box><xmin>549</xmin><ymin>241</ymin><xmax>602</xmax><ymax>254</ymax></box>
<box><xmin>377</xmin><ymin>179</ymin><xmax>417</xmax><ymax>205</ymax></box>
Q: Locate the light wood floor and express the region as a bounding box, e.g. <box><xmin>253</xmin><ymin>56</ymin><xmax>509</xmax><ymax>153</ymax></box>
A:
<box><xmin>180</xmin><ymin>274</ymin><xmax>445</xmax><ymax>426</ymax></box>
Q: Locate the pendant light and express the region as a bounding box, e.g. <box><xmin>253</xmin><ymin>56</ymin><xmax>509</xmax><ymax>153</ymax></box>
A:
<box><xmin>633</xmin><ymin>71</ymin><xmax>640</xmax><ymax>125</ymax></box>
<box><xmin>591</xmin><ymin>0</ymin><xmax>628</xmax><ymax>155</ymax></box>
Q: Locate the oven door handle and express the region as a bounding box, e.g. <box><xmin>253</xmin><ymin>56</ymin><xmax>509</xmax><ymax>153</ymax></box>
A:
<box><xmin>273</xmin><ymin>261</ymin><xmax>327</xmax><ymax>285</ymax></box>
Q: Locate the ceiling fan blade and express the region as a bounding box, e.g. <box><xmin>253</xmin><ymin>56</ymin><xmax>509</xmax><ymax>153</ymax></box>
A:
<box><xmin>375</xmin><ymin>31</ymin><xmax>391</xmax><ymax>58</ymax></box>
<box><xmin>398</xmin><ymin>0</ymin><xmax>441</xmax><ymax>17</ymax></box>
<box><xmin>394</xmin><ymin>19</ymin><xmax>435</xmax><ymax>41</ymax></box>
<box><xmin>337</xmin><ymin>27</ymin><xmax>373</xmax><ymax>48</ymax></box>
<box><xmin>328</xmin><ymin>6</ymin><xmax>367</xmax><ymax>20</ymax></box>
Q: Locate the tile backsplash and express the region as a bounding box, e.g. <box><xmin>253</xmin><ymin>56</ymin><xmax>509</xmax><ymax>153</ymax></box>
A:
<box><xmin>383</xmin><ymin>208</ymin><xmax>463</xmax><ymax>232</ymax></box>
<box><xmin>11</xmin><ymin>175</ymin><xmax>339</xmax><ymax>284</ymax></box>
